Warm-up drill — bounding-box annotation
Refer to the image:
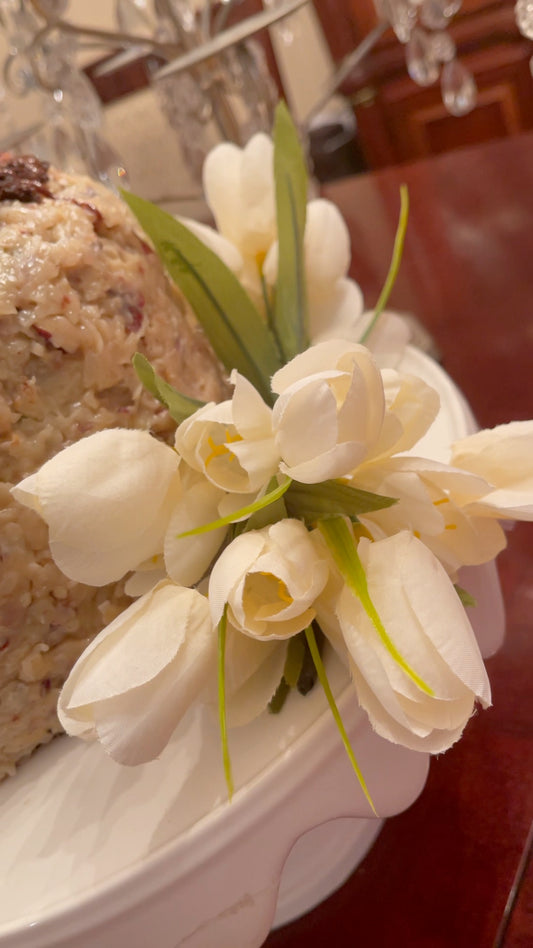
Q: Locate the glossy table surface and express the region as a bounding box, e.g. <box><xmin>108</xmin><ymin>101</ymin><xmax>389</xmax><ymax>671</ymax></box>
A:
<box><xmin>265</xmin><ymin>134</ymin><xmax>533</xmax><ymax>948</ymax></box>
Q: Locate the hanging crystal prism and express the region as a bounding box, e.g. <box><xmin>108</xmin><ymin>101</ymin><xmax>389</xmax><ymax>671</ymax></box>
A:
<box><xmin>379</xmin><ymin>0</ymin><xmax>417</xmax><ymax>44</ymax></box>
<box><xmin>515</xmin><ymin>0</ymin><xmax>533</xmax><ymax>39</ymax></box>
<box><xmin>420</xmin><ymin>0</ymin><xmax>451</xmax><ymax>31</ymax></box>
<box><xmin>441</xmin><ymin>58</ymin><xmax>477</xmax><ymax>115</ymax></box>
<box><xmin>406</xmin><ymin>27</ymin><xmax>440</xmax><ymax>86</ymax></box>
<box><xmin>430</xmin><ymin>29</ymin><xmax>456</xmax><ymax>63</ymax></box>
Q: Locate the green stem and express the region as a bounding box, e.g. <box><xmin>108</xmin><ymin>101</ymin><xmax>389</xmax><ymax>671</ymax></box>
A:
<box><xmin>359</xmin><ymin>184</ymin><xmax>409</xmax><ymax>345</ymax></box>
<box><xmin>177</xmin><ymin>476</ymin><xmax>292</xmax><ymax>539</ymax></box>
<box><xmin>218</xmin><ymin>607</ymin><xmax>234</xmax><ymax>800</ymax></box>
<box><xmin>305</xmin><ymin>625</ymin><xmax>376</xmax><ymax>815</ymax></box>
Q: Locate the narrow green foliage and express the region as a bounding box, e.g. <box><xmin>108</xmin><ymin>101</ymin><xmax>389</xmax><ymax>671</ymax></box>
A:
<box><xmin>285</xmin><ymin>479</ymin><xmax>397</xmax><ymax>525</ymax></box>
<box><xmin>360</xmin><ymin>184</ymin><xmax>409</xmax><ymax>344</ymax></box>
<box><xmin>455</xmin><ymin>584</ymin><xmax>477</xmax><ymax>608</ymax></box>
<box><xmin>132</xmin><ymin>352</ymin><xmax>204</xmax><ymax>423</ymax></box>
<box><xmin>268</xmin><ymin>632</ymin><xmax>315</xmax><ymax>714</ymax></box>
<box><xmin>284</xmin><ymin>633</ymin><xmax>307</xmax><ymax>688</ymax></box>
<box><xmin>122</xmin><ymin>190</ymin><xmax>282</xmax><ymax>403</ymax></box>
<box><xmin>268</xmin><ymin>677</ymin><xmax>290</xmax><ymax>715</ymax></box>
<box><xmin>305</xmin><ymin>625</ymin><xmax>377</xmax><ymax>815</ymax></box>
<box><xmin>218</xmin><ymin>607</ymin><xmax>234</xmax><ymax>800</ymax></box>
<box><xmin>297</xmin><ymin>624</ymin><xmax>322</xmax><ymax>695</ymax></box>
<box><xmin>318</xmin><ymin>517</ymin><xmax>433</xmax><ymax>696</ymax></box>
<box><xmin>272</xmin><ymin>102</ymin><xmax>309</xmax><ymax>360</ymax></box>
<box><xmin>176</xmin><ymin>477</ymin><xmax>292</xmax><ymax>539</ymax></box>
<box><xmin>240</xmin><ymin>476</ymin><xmax>289</xmax><ymax>533</ymax></box>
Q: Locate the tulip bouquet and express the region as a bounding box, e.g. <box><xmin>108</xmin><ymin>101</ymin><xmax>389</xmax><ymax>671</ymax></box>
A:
<box><xmin>12</xmin><ymin>105</ymin><xmax>533</xmax><ymax>809</ymax></box>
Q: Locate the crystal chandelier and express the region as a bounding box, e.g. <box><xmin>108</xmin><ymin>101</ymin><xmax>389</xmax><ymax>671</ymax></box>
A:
<box><xmin>375</xmin><ymin>0</ymin><xmax>477</xmax><ymax>116</ymax></box>
<box><xmin>0</xmin><ymin>0</ymin><xmax>300</xmax><ymax>186</ymax></box>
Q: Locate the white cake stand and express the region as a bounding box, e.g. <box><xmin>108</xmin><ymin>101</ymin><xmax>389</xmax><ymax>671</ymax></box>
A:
<box><xmin>0</xmin><ymin>348</ymin><xmax>505</xmax><ymax>948</ymax></box>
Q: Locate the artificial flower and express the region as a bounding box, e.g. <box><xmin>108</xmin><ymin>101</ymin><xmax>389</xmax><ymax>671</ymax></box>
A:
<box><xmin>58</xmin><ymin>581</ymin><xmax>215</xmax><ymax>765</ymax></box>
<box><xmin>11</xmin><ymin>429</ymin><xmax>181</xmax><ymax>585</ymax></box>
<box><xmin>271</xmin><ymin>339</ymin><xmax>385</xmax><ymax>483</ymax></box>
<box><xmin>356</xmin><ymin>458</ymin><xmax>507</xmax><ymax>572</ymax></box>
<box><xmin>164</xmin><ymin>470</ymin><xmax>228</xmax><ymax>587</ymax></box>
<box><xmin>200</xmin><ymin>135</ymin><xmax>368</xmax><ymax>344</ymax></box>
<box><xmin>451</xmin><ymin>420</ymin><xmax>533</xmax><ymax>519</ymax></box>
<box><xmin>209</xmin><ymin>519</ymin><xmax>329</xmax><ymax>640</ymax></box>
<box><xmin>219</xmin><ymin>624</ymin><xmax>287</xmax><ymax>727</ymax></box>
<box><xmin>317</xmin><ymin>531</ymin><xmax>491</xmax><ymax>753</ymax></box>
<box><xmin>175</xmin><ymin>371</ymin><xmax>280</xmax><ymax>493</ymax></box>
<box><xmin>263</xmin><ymin>198</ymin><xmax>366</xmax><ymax>342</ymax></box>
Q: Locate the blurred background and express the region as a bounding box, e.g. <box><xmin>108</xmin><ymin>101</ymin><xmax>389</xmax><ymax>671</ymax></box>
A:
<box><xmin>1</xmin><ymin>1</ymin><xmax>532</xmax><ymax>213</ymax></box>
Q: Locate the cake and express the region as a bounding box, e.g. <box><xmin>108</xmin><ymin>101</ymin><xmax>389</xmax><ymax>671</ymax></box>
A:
<box><xmin>0</xmin><ymin>155</ymin><xmax>226</xmax><ymax>778</ymax></box>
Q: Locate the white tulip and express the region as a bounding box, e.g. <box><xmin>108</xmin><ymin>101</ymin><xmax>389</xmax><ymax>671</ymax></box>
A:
<box><xmin>209</xmin><ymin>520</ymin><xmax>329</xmax><ymax>640</ymax></box>
<box><xmin>318</xmin><ymin>531</ymin><xmax>491</xmax><ymax>753</ymax></box>
<box><xmin>263</xmin><ymin>198</ymin><xmax>366</xmax><ymax>344</ymax></box>
<box><xmin>451</xmin><ymin>420</ymin><xmax>533</xmax><ymax>520</ymax></box>
<box><xmin>164</xmin><ymin>471</ymin><xmax>228</xmax><ymax>587</ymax></box>
<box><xmin>11</xmin><ymin>429</ymin><xmax>181</xmax><ymax>585</ymax></box>
<box><xmin>175</xmin><ymin>371</ymin><xmax>279</xmax><ymax>493</ymax></box>
<box><xmin>356</xmin><ymin>457</ymin><xmax>507</xmax><ymax>572</ymax></box>
<box><xmin>58</xmin><ymin>582</ymin><xmax>215</xmax><ymax>765</ymax></box>
<box><xmin>271</xmin><ymin>340</ymin><xmax>385</xmax><ymax>483</ymax></box>
<box><xmin>219</xmin><ymin>623</ymin><xmax>287</xmax><ymax>727</ymax></box>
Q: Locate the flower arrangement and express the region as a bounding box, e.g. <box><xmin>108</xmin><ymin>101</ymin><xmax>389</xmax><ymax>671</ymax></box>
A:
<box><xmin>12</xmin><ymin>104</ymin><xmax>533</xmax><ymax>811</ymax></box>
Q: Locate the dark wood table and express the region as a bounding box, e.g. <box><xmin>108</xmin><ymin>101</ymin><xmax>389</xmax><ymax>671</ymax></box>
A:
<box><xmin>265</xmin><ymin>134</ymin><xmax>533</xmax><ymax>948</ymax></box>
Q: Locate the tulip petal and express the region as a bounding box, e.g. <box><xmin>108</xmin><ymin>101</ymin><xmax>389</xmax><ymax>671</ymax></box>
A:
<box><xmin>12</xmin><ymin>429</ymin><xmax>181</xmax><ymax>585</ymax></box>
<box><xmin>165</xmin><ymin>478</ymin><xmax>228</xmax><ymax>586</ymax></box>
<box><xmin>58</xmin><ymin>583</ymin><xmax>215</xmax><ymax>764</ymax></box>
<box><xmin>304</xmin><ymin>199</ymin><xmax>351</xmax><ymax>288</ymax></box>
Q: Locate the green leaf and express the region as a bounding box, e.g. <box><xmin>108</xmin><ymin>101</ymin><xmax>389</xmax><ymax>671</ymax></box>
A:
<box><xmin>359</xmin><ymin>184</ymin><xmax>409</xmax><ymax>345</ymax></box>
<box><xmin>122</xmin><ymin>190</ymin><xmax>282</xmax><ymax>403</ymax></box>
<box><xmin>318</xmin><ymin>516</ymin><xmax>433</xmax><ymax>696</ymax></box>
<box><xmin>272</xmin><ymin>101</ymin><xmax>309</xmax><ymax>361</ymax></box>
<box><xmin>455</xmin><ymin>584</ymin><xmax>477</xmax><ymax>609</ymax></box>
<box><xmin>132</xmin><ymin>352</ymin><xmax>204</xmax><ymax>424</ymax></box>
<box><xmin>176</xmin><ymin>476</ymin><xmax>292</xmax><ymax>539</ymax></box>
<box><xmin>240</xmin><ymin>475</ymin><xmax>289</xmax><ymax>533</ymax></box>
<box><xmin>285</xmin><ymin>479</ymin><xmax>397</xmax><ymax>525</ymax></box>
<box><xmin>304</xmin><ymin>624</ymin><xmax>376</xmax><ymax>815</ymax></box>
<box><xmin>218</xmin><ymin>606</ymin><xmax>234</xmax><ymax>800</ymax></box>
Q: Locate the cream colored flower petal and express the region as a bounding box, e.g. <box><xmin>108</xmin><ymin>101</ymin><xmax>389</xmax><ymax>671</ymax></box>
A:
<box><xmin>164</xmin><ymin>478</ymin><xmax>228</xmax><ymax>587</ymax></box>
<box><xmin>12</xmin><ymin>429</ymin><xmax>181</xmax><ymax>585</ymax></box>
<box><xmin>368</xmin><ymin>533</ymin><xmax>491</xmax><ymax>704</ymax></box>
<box><xmin>124</xmin><ymin>567</ymin><xmax>167</xmax><ymax>597</ymax></box>
<box><xmin>350</xmin><ymin>661</ymin><xmax>471</xmax><ymax>753</ymax></box>
<box><xmin>209</xmin><ymin>521</ymin><xmax>328</xmax><ymax>640</ymax></box>
<box><xmin>304</xmin><ymin>199</ymin><xmax>351</xmax><ymax>288</ymax></box>
<box><xmin>202</xmin><ymin>141</ymin><xmax>244</xmax><ymax>243</ymax></box>
<box><xmin>452</xmin><ymin>421</ymin><xmax>533</xmax><ymax>520</ymax></box>
<box><xmin>273</xmin><ymin>357</ymin><xmax>383</xmax><ymax>483</ymax></box>
<box><xmin>333</xmin><ymin>532</ymin><xmax>490</xmax><ymax>752</ymax></box>
<box><xmin>178</xmin><ymin>217</ymin><xmax>244</xmax><ymax>275</ymax></box>
<box><xmin>239</xmin><ymin>133</ymin><xmax>277</xmax><ymax>255</ymax></box>
<box><xmin>272</xmin><ymin>338</ymin><xmax>356</xmax><ymax>393</ymax></box>
<box><xmin>355</xmin><ymin>311</ymin><xmax>411</xmax><ymax>367</ymax></box>
<box><xmin>230</xmin><ymin>370</ymin><xmax>273</xmax><ymax>438</ymax></box>
<box><xmin>209</xmin><ymin>532</ymin><xmax>266</xmax><ymax>626</ymax></box>
<box><xmin>451</xmin><ymin>420</ymin><xmax>533</xmax><ymax>487</ymax></box>
<box><xmin>58</xmin><ymin>582</ymin><xmax>215</xmax><ymax>764</ymax></box>
<box><xmin>309</xmin><ymin>278</ymin><xmax>365</xmax><ymax>344</ymax></box>
<box><xmin>223</xmin><ymin>626</ymin><xmax>287</xmax><ymax>727</ymax></box>
<box><xmin>369</xmin><ymin>370</ymin><xmax>440</xmax><ymax>459</ymax></box>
